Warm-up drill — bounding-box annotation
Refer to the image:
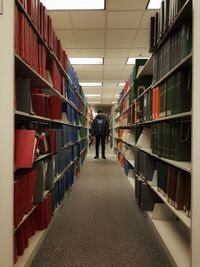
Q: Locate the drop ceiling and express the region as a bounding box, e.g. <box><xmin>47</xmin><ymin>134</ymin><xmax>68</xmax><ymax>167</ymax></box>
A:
<box><xmin>47</xmin><ymin>0</ymin><xmax>155</xmax><ymax>104</ymax></box>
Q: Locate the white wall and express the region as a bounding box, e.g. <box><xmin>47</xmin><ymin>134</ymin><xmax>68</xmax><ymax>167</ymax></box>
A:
<box><xmin>0</xmin><ymin>0</ymin><xmax>14</xmax><ymax>266</ymax></box>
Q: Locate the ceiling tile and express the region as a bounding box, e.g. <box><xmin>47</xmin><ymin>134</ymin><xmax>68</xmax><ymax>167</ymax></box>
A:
<box><xmin>102</xmin><ymin>88</ymin><xmax>116</xmax><ymax>93</ymax></box>
<box><xmin>102</xmin><ymin>93</ymin><xmax>114</xmax><ymax>98</ymax></box>
<box><xmin>48</xmin><ymin>11</ymin><xmax>72</xmax><ymax>29</ymax></box>
<box><xmin>55</xmin><ymin>30</ymin><xmax>78</xmax><ymax>48</ymax></box>
<box><xmin>70</xmin><ymin>11</ymin><xmax>106</xmax><ymax>29</ymax></box>
<box><xmin>104</xmin><ymin>65</ymin><xmax>124</xmax><ymax>71</ymax></box>
<box><xmin>106</xmin><ymin>30</ymin><xmax>137</xmax><ymax>48</ymax></box>
<box><xmin>80</xmin><ymin>49</ymin><xmax>104</xmax><ymax>57</ymax></box>
<box><xmin>140</xmin><ymin>10</ymin><xmax>156</xmax><ymax>28</ymax></box>
<box><xmin>107</xmin><ymin>0</ymin><xmax>148</xmax><ymax>11</ymax></box>
<box><xmin>105</xmin><ymin>48</ymin><xmax>131</xmax><ymax>57</ymax></box>
<box><xmin>103</xmin><ymin>82</ymin><xmax>118</xmax><ymax>88</ymax></box>
<box><xmin>75</xmin><ymin>30</ymin><xmax>105</xmax><ymax>48</ymax></box>
<box><xmin>104</xmin><ymin>71</ymin><xmax>122</xmax><ymax>80</ymax></box>
<box><xmin>83</xmin><ymin>88</ymin><xmax>102</xmax><ymax>94</ymax></box>
<box><xmin>107</xmin><ymin>11</ymin><xmax>144</xmax><ymax>29</ymax></box>
<box><xmin>85</xmin><ymin>71</ymin><xmax>104</xmax><ymax>80</ymax></box>
<box><xmin>83</xmin><ymin>65</ymin><xmax>104</xmax><ymax>71</ymax></box>
<box><xmin>129</xmin><ymin>48</ymin><xmax>151</xmax><ymax>57</ymax></box>
<box><xmin>65</xmin><ymin>49</ymin><xmax>81</xmax><ymax>57</ymax></box>
<box><xmin>102</xmin><ymin>99</ymin><xmax>113</xmax><ymax>104</ymax></box>
<box><xmin>133</xmin><ymin>29</ymin><xmax>149</xmax><ymax>48</ymax></box>
<box><xmin>104</xmin><ymin>58</ymin><xmax>126</xmax><ymax>65</ymax></box>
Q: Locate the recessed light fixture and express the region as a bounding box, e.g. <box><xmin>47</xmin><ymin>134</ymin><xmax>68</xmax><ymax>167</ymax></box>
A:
<box><xmin>69</xmin><ymin>58</ymin><xmax>103</xmax><ymax>65</ymax></box>
<box><xmin>85</xmin><ymin>94</ymin><xmax>101</xmax><ymax>97</ymax></box>
<box><xmin>118</xmin><ymin>82</ymin><xmax>125</xmax><ymax>87</ymax></box>
<box><xmin>146</xmin><ymin>0</ymin><xmax>162</xmax><ymax>10</ymax></box>
<box><xmin>126</xmin><ymin>57</ymin><xmax>149</xmax><ymax>65</ymax></box>
<box><xmin>80</xmin><ymin>82</ymin><xmax>102</xmax><ymax>87</ymax></box>
<box><xmin>40</xmin><ymin>0</ymin><xmax>105</xmax><ymax>10</ymax></box>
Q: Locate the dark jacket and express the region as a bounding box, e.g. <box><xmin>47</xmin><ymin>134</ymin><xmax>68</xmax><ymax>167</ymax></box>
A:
<box><xmin>91</xmin><ymin>115</ymin><xmax>109</xmax><ymax>136</ymax></box>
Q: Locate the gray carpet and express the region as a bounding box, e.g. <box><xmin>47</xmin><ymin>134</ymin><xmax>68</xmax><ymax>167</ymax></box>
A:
<box><xmin>31</xmin><ymin>149</ymin><xmax>171</xmax><ymax>267</ymax></box>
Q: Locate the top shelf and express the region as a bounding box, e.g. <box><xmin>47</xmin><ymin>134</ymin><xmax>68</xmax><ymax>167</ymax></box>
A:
<box><xmin>153</xmin><ymin>0</ymin><xmax>192</xmax><ymax>54</ymax></box>
<box><xmin>15</xmin><ymin>0</ymin><xmax>87</xmax><ymax>108</ymax></box>
<box><xmin>15</xmin><ymin>55</ymin><xmax>87</xmax><ymax>119</ymax></box>
<box><xmin>136</xmin><ymin>57</ymin><xmax>153</xmax><ymax>80</ymax></box>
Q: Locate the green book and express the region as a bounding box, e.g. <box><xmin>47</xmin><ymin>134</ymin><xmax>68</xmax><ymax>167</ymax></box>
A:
<box><xmin>180</xmin><ymin>22</ymin><xmax>192</xmax><ymax>60</ymax></box>
<box><xmin>157</xmin><ymin>123</ymin><xmax>163</xmax><ymax>157</ymax></box>
<box><xmin>157</xmin><ymin>162</ymin><xmax>167</xmax><ymax>196</ymax></box>
<box><xmin>174</xmin><ymin>70</ymin><xmax>192</xmax><ymax>114</ymax></box>
<box><xmin>173</xmin><ymin>121</ymin><xmax>191</xmax><ymax>161</ymax></box>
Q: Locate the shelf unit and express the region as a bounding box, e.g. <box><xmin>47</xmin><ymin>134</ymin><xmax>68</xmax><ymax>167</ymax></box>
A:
<box><xmin>11</xmin><ymin>0</ymin><xmax>88</xmax><ymax>266</ymax></box>
<box><xmin>137</xmin><ymin>147</ymin><xmax>191</xmax><ymax>173</ymax></box>
<box><xmin>113</xmin><ymin>1</ymin><xmax>194</xmax><ymax>265</ymax></box>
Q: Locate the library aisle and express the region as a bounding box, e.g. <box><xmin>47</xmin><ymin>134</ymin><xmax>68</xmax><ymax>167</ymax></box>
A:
<box><xmin>31</xmin><ymin>146</ymin><xmax>171</xmax><ymax>267</ymax></box>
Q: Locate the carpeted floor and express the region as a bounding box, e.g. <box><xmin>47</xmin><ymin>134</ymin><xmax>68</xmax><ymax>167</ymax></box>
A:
<box><xmin>31</xmin><ymin>148</ymin><xmax>171</xmax><ymax>267</ymax></box>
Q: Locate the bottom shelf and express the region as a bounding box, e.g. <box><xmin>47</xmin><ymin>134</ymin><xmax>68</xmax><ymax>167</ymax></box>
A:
<box><xmin>146</xmin><ymin>211</ymin><xmax>190</xmax><ymax>267</ymax></box>
<box><xmin>14</xmin><ymin>196</ymin><xmax>65</xmax><ymax>267</ymax></box>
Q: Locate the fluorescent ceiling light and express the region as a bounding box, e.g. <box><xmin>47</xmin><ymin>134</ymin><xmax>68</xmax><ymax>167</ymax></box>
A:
<box><xmin>40</xmin><ymin>0</ymin><xmax>105</xmax><ymax>10</ymax></box>
<box><xmin>126</xmin><ymin>57</ymin><xmax>149</xmax><ymax>65</ymax></box>
<box><xmin>69</xmin><ymin>58</ymin><xmax>103</xmax><ymax>65</ymax></box>
<box><xmin>118</xmin><ymin>82</ymin><xmax>125</xmax><ymax>87</ymax></box>
<box><xmin>115</xmin><ymin>94</ymin><xmax>119</xmax><ymax>97</ymax></box>
<box><xmin>85</xmin><ymin>94</ymin><xmax>101</xmax><ymax>97</ymax></box>
<box><xmin>146</xmin><ymin>0</ymin><xmax>162</xmax><ymax>9</ymax></box>
<box><xmin>112</xmin><ymin>101</ymin><xmax>117</xmax><ymax>104</ymax></box>
<box><xmin>80</xmin><ymin>82</ymin><xmax>102</xmax><ymax>87</ymax></box>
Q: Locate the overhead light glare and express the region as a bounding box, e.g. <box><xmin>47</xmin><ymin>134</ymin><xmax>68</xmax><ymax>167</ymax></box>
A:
<box><xmin>118</xmin><ymin>82</ymin><xmax>125</xmax><ymax>87</ymax></box>
<box><xmin>80</xmin><ymin>82</ymin><xmax>102</xmax><ymax>87</ymax></box>
<box><xmin>126</xmin><ymin>57</ymin><xmax>149</xmax><ymax>65</ymax></box>
<box><xmin>69</xmin><ymin>58</ymin><xmax>103</xmax><ymax>65</ymax></box>
<box><xmin>40</xmin><ymin>0</ymin><xmax>105</xmax><ymax>10</ymax></box>
<box><xmin>146</xmin><ymin>0</ymin><xmax>162</xmax><ymax>9</ymax></box>
<box><xmin>88</xmin><ymin>101</ymin><xmax>101</xmax><ymax>104</ymax></box>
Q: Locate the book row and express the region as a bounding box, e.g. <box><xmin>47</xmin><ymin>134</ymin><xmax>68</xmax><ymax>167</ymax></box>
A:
<box><xmin>15</xmin><ymin>7</ymin><xmax>46</xmax><ymax>79</ymax></box>
<box><xmin>15</xmin><ymin>6</ymin><xmax>87</xmax><ymax>106</ymax></box>
<box><xmin>135</xmin><ymin>149</ymin><xmax>191</xmax><ymax>216</ymax></box>
<box><xmin>15</xmin><ymin>78</ymin><xmax>87</xmax><ymax>124</ymax></box>
<box><xmin>118</xmin><ymin>129</ymin><xmax>135</xmax><ymax>145</ymax></box>
<box><xmin>17</xmin><ymin>0</ymin><xmax>67</xmax><ymax>69</ymax></box>
<box><xmin>151</xmin><ymin>120</ymin><xmax>191</xmax><ymax>161</ymax></box>
<box><xmin>118</xmin><ymin>59</ymin><xmax>148</xmax><ymax>104</ymax></box>
<box><xmin>149</xmin><ymin>0</ymin><xmax>189</xmax><ymax>51</ymax></box>
<box><xmin>66</xmin><ymin>83</ymin><xmax>87</xmax><ymax>114</ymax></box>
<box><xmin>14</xmin><ymin>192</ymin><xmax>52</xmax><ymax>264</ymax></box>
<box><xmin>14</xmin><ymin>143</ymin><xmax>86</xmax><ymax>229</ymax></box>
<box><xmin>14</xmin><ymin>127</ymin><xmax>87</xmax><ymax>169</ymax></box>
<box><xmin>152</xmin><ymin>22</ymin><xmax>192</xmax><ymax>83</ymax></box>
<box><xmin>14</xmin><ymin>160</ymin><xmax>81</xmax><ymax>264</ymax></box>
<box><xmin>118</xmin><ymin>67</ymin><xmax>191</xmax><ymax>126</ymax></box>
<box><xmin>118</xmin><ymin>142</ymin><xmax>135</xmax><ymax>162</ymax></box>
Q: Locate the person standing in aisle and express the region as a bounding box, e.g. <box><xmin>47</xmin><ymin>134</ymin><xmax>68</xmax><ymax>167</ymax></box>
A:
<box><xmin>91</xmin><ymin>110</ymin><xmax>109</xmax><ymax>159</ymax></box>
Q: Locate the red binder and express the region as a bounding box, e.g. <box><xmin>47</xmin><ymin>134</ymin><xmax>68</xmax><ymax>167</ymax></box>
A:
<box><xmin>49</xmin><ymin>96</ymin><xmax>62</xmax><ymax>120</ymax></box>
<box><xmin>32</xmin><ymin>93</ymin><xmax>47</xmax><ymax>117</ymax></box>
<box><xmin>15</xmin><ymin>130</ymin><xmax>37</xmax><ymax>168</ymax></box>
